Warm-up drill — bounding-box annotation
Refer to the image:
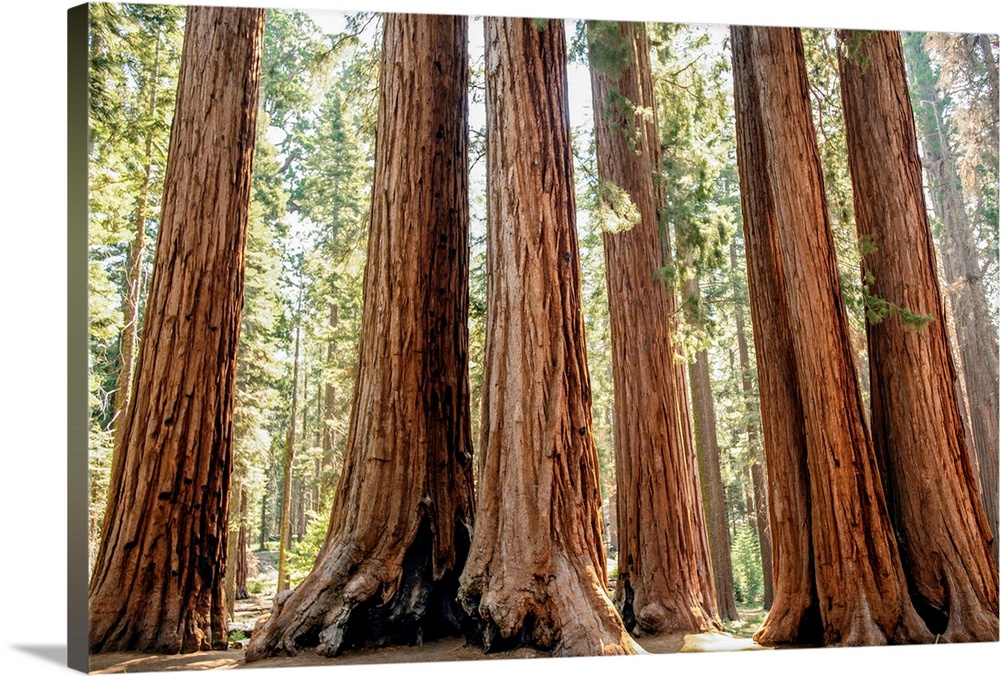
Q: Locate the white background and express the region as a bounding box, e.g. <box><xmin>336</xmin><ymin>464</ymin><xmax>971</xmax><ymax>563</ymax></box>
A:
<box><xmin>2</xmin><ymin>1</ymin><xmax>998</xmax><ymax>674</ymax></box>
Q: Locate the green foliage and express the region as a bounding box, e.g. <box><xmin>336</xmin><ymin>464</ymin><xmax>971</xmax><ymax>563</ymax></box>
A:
<box><xmin>839</xmin><ymin>30</ymin><xmax>874</xmax><ymax>70</ymax></box>
<box><xmin>586</xmin><ymin>21</ymin><xmax>632</xmax><ymax>80</ymax></box>
<box><xmin>287</xmin><ymin>511</ymin><xmax>330</xmax><ymax>585</ymax></box>
<box><xmin>732</xmin><ymin>526</ymin><xmax>763</xmax><ymax>604</ymax></box>
<box><xmin>594</xmin><ymin>180</ymin><xmax>641</xmax><ymax>233</ymax></box>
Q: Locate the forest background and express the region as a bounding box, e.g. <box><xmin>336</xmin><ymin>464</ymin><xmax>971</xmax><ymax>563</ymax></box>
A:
<box><xmin>1</xmin><ymin>0</ymin><xmax>996</xmax><ymax>675</ymax></box>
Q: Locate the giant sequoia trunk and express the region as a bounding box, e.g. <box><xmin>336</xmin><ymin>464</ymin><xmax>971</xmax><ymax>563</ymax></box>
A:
<box><xmin>904</xmin><ymin>33</ymin><xmax>1000</xmax><ymax>563</ymax></box>
<box><xmin>732</xmin><ymin>25</ymin><xmax>930</xmax><ymax>647</ymax></box>
<box><xmin>838</xmin><ymin>30</ymin><xmax>999</xmax><ymax>642</ymax></box>
<box><xmin>587</xmin><ymin>20</ymin><xmax>722</xmax><ymax>634</ymax></box>
<box><xmin>245</xmin><ymin>14</ymin><xmax>475</xmax><ymax>660</ymax></box>
<box><xmin>731</xmin><ymin>27</ymin><xmax>818</xmax><ymax>645</ymax></box>
<box><xmin>88</xmin><ymin>6</ymin><xmax>265</xmax><ymax>654</ymax></box>
<box><xmin>457</xmin><ymin>18</ymin><xmax>639</xmax><ymax>657</ymax></box>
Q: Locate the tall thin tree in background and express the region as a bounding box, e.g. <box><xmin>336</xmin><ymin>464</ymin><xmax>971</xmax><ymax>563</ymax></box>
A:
<box><xmin>730</xmin><ymin>242</ymin><xmax>774</xmax><ymax>610</ymax></box>
<box><xmin>838</xmin><ymin>29</ymin><xmax>998</xmax><ymax>641</ymax></box>
<box><xmin>586</xmin><ymin>20</ymin><xmax>723</xmax><ymax>633</ymax></box>
<box><xmin>88</xmin><ymin>5</ymin><xmax>266</xmax><ymax>653</ymax></box>
<box><xmin>458</xmin><ymin>17</ymin><xmax>639</xmax><ymax>657</ymax></box>
<box><xmin>732</xmin><ymin>25</ymin><xmax>930</xmax><ymax>646</ymax></box>
<box><xmin>246</xmin><ymin>13</ymin><xmax>475</xmax><ymax>659</ymax></box>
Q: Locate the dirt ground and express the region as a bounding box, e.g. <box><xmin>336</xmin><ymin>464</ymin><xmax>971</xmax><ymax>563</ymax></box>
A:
<box><xmin>89</xmin><ymin>611</ymin><xmax>768</xmax><ymax>673</ymax></box>
<box><xmin>89</xmin><ymin>556</ymin><xmax>769</xmax><ymax>673</ymax></box>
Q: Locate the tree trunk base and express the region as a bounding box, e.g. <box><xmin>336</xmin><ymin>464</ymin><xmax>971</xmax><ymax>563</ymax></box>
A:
<box><xmin>245</xmin><ymin>518</ymin><xmax>472</xmax><ymax>661</ymax></box>
<box><xmin>616</xmin><ymin>580</ymin><xmax>721</xmax><ymax>637</ymax></box>
<box><xmin>934</xmin><ymin>569</ymin><xmax>1000</xmax><ymax>643</ymax></box>
<box><xmin>753</xmin><ymin>594</ymin><xmax>822</xmax><ymax>646</ymax></box>
<box><xmin>461</xmin><ymin>554</ymin><xmax>643</xmax><ymax>657</ymax></box>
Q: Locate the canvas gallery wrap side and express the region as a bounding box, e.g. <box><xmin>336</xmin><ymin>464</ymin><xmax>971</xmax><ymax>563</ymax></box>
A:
<box><xmin>68</xmin><ymin>0</ymin><xmax>1000</xmax><ymax>673</ymax></box>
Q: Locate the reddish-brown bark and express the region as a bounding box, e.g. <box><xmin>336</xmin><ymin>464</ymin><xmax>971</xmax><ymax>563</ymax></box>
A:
<box><xmin>839</xmin><ymin>29</ymin><xmax>999</xmax><ymax>642</ymax></box>
<box><xmin>88</xmin><ymin>6</ymin><xmax>266</xmax><ymax>654</ymax></box>
<box><xmin>732</xmin><ymin>25</ymin><xmax>930</xmax><ymax>647</ymax></box>
<box><xmin>587</xmin><ymin>20</ymin><xmax>722</xmax><ymax>634</ymax></box>
<box><xmin>245</xmin><ymin>14</ymin><xmax>474</xmax><ymax>659</ymax></box>
<box><xmin>904</xmin><ymin>33</ymin><xmax>1000</xmax><ymax>564</ymax></box>
<box><xmin>458</xmin><ymin>17</ymin><xmax>639</xmax><ymax>657</ymax></box>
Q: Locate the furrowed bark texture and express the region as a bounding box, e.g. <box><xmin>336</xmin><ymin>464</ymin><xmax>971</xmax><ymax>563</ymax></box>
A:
<box><xmin>458</xmin><ymin>17</ymin><xmax>639</xmax><ymax>657</ymax></box>
<box><xmin>88</xmin><ymin>6</ymin><xmax>265</xmax><ymax>654</ymax></box>
<box><xmin>731</xmin><ymin>26</ymin><xmax>819</xmax><ymax>645</ymax></box>
<box><xmin>588</xmin><ymin>20</ymin><xmax>722</xmax><ymax>634</ymax></box>
<box><xmin>839</xmin><ymin>30</ymin><xmax>999</xmax><ymax>642</ymax></box>
<box><xmin>904</xmin><ymin>34</ymin><xmax>1000</xmax><ymax>563</ymax></box>
<box><xmin>245</xmin><ymin>13</ymin><xmax>475</xmax><ymax>660</ymax></box>
<box><xmin>732</xmin><ymin>25</ymin><xmax>931</xmax><ymax>647</ymax></box>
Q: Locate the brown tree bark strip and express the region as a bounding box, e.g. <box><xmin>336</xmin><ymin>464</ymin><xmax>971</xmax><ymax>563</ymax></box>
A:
<box><xmin>276</xmin><ymin>305</ymin><xmax>301</xmax><ymax>593</ymax></box>
<box><xmin>904</xmin><ymin>34</ymin><xmax>1000</xmax><ymax>563</ymax></box>
<box><xmin>321</xmin><ymin>302</ymin><xmax>339</xmax><ymax>502</ymax></box>
<box><xmin>740</xmin><ymin>26</ymin><xmax>929</xmax><ymax>646</ymax></box>
<box><xmin>587</xmin><ymin>20</ymin><xmax>722</xmax><ymax>634</ymax></box>
<box><xmin>246</xmin><ymin>13</ymin><xmax>475</xmax><ymax>660</ymax></box>
<box><xmin>88</xmin><ymin>6</ymin><xmax>266</xmax><ymax>654</ymax></box>
<box><xmin>235</xmin><ymin>488</ymin><xmax>249</xmax><ymax>600</ymax></box>
<box><xmin>458</xmin><ymin>17</ymin><xmax>639</xmax><ymax>657</ymax></box>
<box><xmin>731</xmin><ymin>26</ymin><xmax>819</xmax><ymax>646</ymax></box>
<box><xmin>838</xmin><ymin>29</ymin><xmax>999</xmax><ymax>641</ymax></box>
<box><xmin>686</xmin><ymin>287</ymin><xmax>739</xmax><ymax>622</ymax></box>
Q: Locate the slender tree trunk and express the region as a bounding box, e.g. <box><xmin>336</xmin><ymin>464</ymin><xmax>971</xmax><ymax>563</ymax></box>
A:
<box><xmin>258</xmin><ymin>477</ymin><xmax>269</xmax><ymax>551</ymax></box>
<box><xmin>586</xmin><ymin>20</ymin><xmax>722</xmax><ymax>634</ymax></box>
<box><xmin>321</xmin><ymin>302</ymin><xmax>339</xmax><ymax>502</ymax></box>
<box><xmin>88</xmin><ymin>6</ymin><xmax>265</xmax><ymax>653</ymax></box>
<box><xmin>235</xmin><ymin>488</ymin><xmax>249</xmax><ymax>600</ymax></box>
<box><xmin>732</xmin><ymin>25</ymin><xmax>930</xmax><ymax>647</ymax></box>
<box><xmin>112</xmin><ymin>35</ymin><xmax>160</xmax><ymax>451</ymax></box>
<box><xmin>686</xmin><ymin>287</ymin><xmax>739</xmax><ymax>622</ymax></box>
<box><xmin>458</xmin><ymin>18</ymin><xmax>639</xmax><ymax>657</ymax></box>
<box><xmin>731</xmin><ymin>244</ymin><xmax>775</xmax><ymax>610</ymax></box>
<box><xmin>247</xmin><ymin>14</ymin><xmax>475</xmax><ymax>659</ymax></box>
<box><xmin>277</xmin><ymin>303</ymin><xmax>301</xmax><ymax>594</ymax></box>
<box><xmin>839</xmin><ymin>29</ymin><xmax>998</xmax><ymax>641</ymax></box>
<box><xmin>904</xmin><ymin>33</ymin><xmax>1000</xmax><ymax>563</ymax></box>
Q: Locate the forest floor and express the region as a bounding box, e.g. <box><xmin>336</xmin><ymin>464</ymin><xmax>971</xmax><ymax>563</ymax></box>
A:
<box><xmin>88</xmin><ymin>551</ymin><xmax>770</xmax><ymax>673</ymax></box>
<box><xmin>88</xmin><ymin>604</ymin><xmax>770</xmax><ymax>673</ymax></box>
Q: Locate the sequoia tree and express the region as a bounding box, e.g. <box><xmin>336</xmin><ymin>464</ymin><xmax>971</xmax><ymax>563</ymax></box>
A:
<box><xmin>245</xmin><ymin>13</ymin><xmax>475</xmax><ymax>659</ymax></box>
<box><xmin>731</xmin><ymin>25</ymin><xmax>930</xmax><ymax>646</ymax></box>
<box><xmin>904</xmin><ymin>33</ymin><xmax>1000</xmax><ymax>563</ymax></box>
<box><xmin>88</xmin><ymin>6</ymin><xmax>266</xmax><ymax>653</ymax></box>
<box><xmin>838</xmin><ymin>29</ymin><xmax>998</xmax><ymax>641</ymax></box>
<box><xmin>731</xmin><ymin>27</ymin><xmax>817</xmax><ymax>644</ymax></box>
<box><xmin>586</xmin><ymin>20</ymin><xmax>722</xmax><ymax>633</ymax></box>
<box><xmin>457</xmin><ymin>17</ymin><xmax>638</xmax><ymax>657</ymax></box>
